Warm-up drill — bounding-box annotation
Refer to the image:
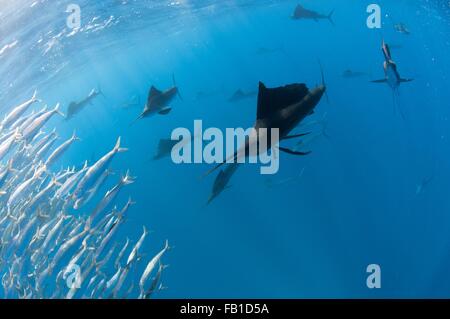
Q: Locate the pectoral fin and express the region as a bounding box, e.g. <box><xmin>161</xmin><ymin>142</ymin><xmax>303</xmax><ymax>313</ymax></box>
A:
<box><xmin>400</xmin><ymin>78</ymin><xmax>413</xmax><ymax>83</ymax></box>
<box><xmin>371</xmin><ymin>79</ymin><xmax>387</xmax><ymax>83</ymax></box>
<box><xmin>158</xmin><ymin>108</ymin><xmax>172</xmax><ymax>115</ymax></box>
<box><xmin>278</xmin><ymin>147</ymin><xmax>311</xmax><ymax>156</ymax></box>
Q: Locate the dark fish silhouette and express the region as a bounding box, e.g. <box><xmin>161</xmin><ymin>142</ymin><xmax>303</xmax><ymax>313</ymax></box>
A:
<box><xmin>152</xmin><ymin>138</ymin><xmax>180</xmax><ymax>161</ymax></box>
<box><xmin>227</xmin><ymin>89</ymin><xmax>256</xmax><ymax>103</ymax></box>
<box><xmin>342</xmin><ymin>69</ymin><xmax>367</xmax><ymax>78</ymax></box>
<box><xmin>292</xmin><ymin>4</ymin><xmax>334</xmax><ymax>25</ymax></box>
<box><xmin>152</xmin><ymin>135</ymin><xmax>196</xmax><ymax>161</ymax></box>
<box><xmin>207</xmin><ymin>163</ymin><xmax>239</xmax><ymax>205</ymax></box>
<box><xmin>131</xmin><ymin>75</ymin><xmax>182</xmax><ymax>125</ymax></box>
<box><xmin>66</xmin><ymin>88</ymin><xmax>104</xmax><ymax>121</ymax></box>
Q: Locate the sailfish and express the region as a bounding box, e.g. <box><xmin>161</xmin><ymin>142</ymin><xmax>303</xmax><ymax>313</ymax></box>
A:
<box><xmin>205</xmin><ymin>68</ymin><xmax>328</xmax><ymax>177</ymax></box>
<box><xmin>371</xmin><ymin>40</ymin><xmax>413</xmax><ymax>118</ymax></box>
<box><xmin>131</xmin><ymin>75</ymin><xmax>182</xmax><ymax>125</ymax></box>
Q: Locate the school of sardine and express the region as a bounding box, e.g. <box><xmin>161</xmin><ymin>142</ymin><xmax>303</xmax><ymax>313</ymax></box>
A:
<box><xmin>0</xmin><ymin>91</ymin><xmax>169</xmax><ymax>299</ymax></box>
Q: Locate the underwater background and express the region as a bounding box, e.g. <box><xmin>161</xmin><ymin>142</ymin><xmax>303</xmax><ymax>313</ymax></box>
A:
<box><xmin>0</xmin><ymin>0</ymin><xmax>450</xmax><ymax>298</ymax></box>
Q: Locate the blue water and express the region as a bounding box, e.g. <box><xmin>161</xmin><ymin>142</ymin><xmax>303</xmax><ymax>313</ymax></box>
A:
<box><xmin>1</xmin><ymin>0</ymin><xmax>450</xmax><ymax>298</ymax></box>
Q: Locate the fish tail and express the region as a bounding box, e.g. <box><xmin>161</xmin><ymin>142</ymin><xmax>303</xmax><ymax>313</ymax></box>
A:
<box><xmin>392</xmin><ymin>90</ymin><xmax>406</xmax><ymax>121</ymax></box>
<box><xmin>54</xmin><ymin>103</ymin><xmax>65</xmax><ymax>118</ymax></box>
<box><xmin>32</xmin><ymin>89</ymin><xmax>41</xmax><ymax>102</ymax></box>
<box><xmin>164</xmin><ymin>240</ymin><xmax>171</xmax><ymax>251</ymax></box>
<box><xmin>14</xmin><ymin>127</ymin><xmax>22</xmax><ymax>141</ymax></box>
<box><xmin>52</xmin><ymin>175</ymin><xmax>62</xmax><ymax>187</ymax></box>
<box><xmin>114</xmin><ymin>136</ymin><xmax>128</xmax><ymax>153</ymax></box>
<box><xmin>328</xmin><ymin>9</ymin><xmax>335</xmax><ymax>25</ymax></box>
<box><xmin>122</xmin><ymin>170</ymin><xmax>135</xmax><ymax>184</ymax></box>
<box><xmin>126</xmin><ymin>197</ymin><xmax>136</xmax><ymax>206</ymax></box>
<box><xmin>72</xmin><ymin>130</ymin><xmax>81</xmax><ymax>141</ymax></box>
<box><xmin>114</xmin><ymin>136</ymin><xmax>122</xmax><ymax>151</ymax></box>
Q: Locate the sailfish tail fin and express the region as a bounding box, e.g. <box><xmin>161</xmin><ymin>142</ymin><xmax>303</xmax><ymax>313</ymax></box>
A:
<box><xmin>327</xmin><ymin>9</ymin><xmax>335</xmax><ymax>25</ymax></box>
<box><xmin>392</xmin><ymin>90</ymin><xmax>406</xmax><ymax>121</ymax></box>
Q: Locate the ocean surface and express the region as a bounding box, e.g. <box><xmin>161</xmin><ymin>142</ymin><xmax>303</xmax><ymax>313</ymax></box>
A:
<box><xmin>1</xmin><ymin>0</ymin><xmax>450</xmax><ymax>298</ymax></box>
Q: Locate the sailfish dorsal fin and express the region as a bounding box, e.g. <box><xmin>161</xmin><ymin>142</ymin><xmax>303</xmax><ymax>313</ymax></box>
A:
<box><xmin>256</xmin><ymin>82</ymin><xmax>309</xmax><ymax>120</ymax></box>
<box><xmin>149</xmin><ymin>86</ymin><xmax>162</xmax><ymax>98</ymax></box>
<box><xmin>294</xmin><ymin>4</ymin><xmax>304</xmax><ymax>14</ymax></box>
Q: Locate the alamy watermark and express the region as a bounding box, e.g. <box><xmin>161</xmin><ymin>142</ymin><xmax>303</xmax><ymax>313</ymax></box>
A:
<box><xmin>366</xmin><ymin>4</ymin><xmax>382</xmax><ymax>29</ymax></box>
<box><xmin>63</xmin><ymin>264</ymin><xmax>82</xmax><ymax>289</ymax></box>
<box><xmin>366</xmin><ymin>264</ymin><xmax>381</xmax><ymax>289</ymax></box>
<box><xmin>171</xmin><ymin>120</ymin><xmax>280</xmax><ymax>175</ymax></box>
<box><xmin>66</xmin><ymin>4</ymin><xmax>81</xmax><ymax>30</ymax></box>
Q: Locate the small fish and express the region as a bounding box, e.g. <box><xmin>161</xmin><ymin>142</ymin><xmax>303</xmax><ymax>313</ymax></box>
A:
<box><xmin>292</xmin><ymin>4</ymin><xmax>334</xmax><ymax>25</ymax></box>
<box><xmin>22</xmin><ymin>103</ymin><xmax>64</xmax><ymax>142</ymax></box>
<box><xmin>394</xmin><ymin>23</ymin><xmax>410</xmax><ymax>35</ymax></box>
<box><xmin>0</xmin><ymin>128</ymin><xmax>21</xmax><ymax>161</ymax></box>
<box><xmin>87</xmin><ymin>171</ymin><xmax>135</xmax><ymax>221</ymax></box>
<box><xmin>1</xmin><ymin>90</ymin><xmax>40</xmax><ymax>131</ymax></box>
<box><xmin>227</xmin><ymin>89</ymin><xmax>256</xmax><ymax>103</ymax></box>
<box><xmin>126</xmin><ymin>226</ymin><xmax>149</xmax><ymax>267</ymax></box>
<box><xmin>73</xmin><ymin>137</ymin><xmax>128</xmax><ymax>201</ymax></box>
<box><xmin>342</xmin><ymin>69</ymin><xmax>367</xmax><ymax>78</ymax></box>
<box><xmin>139</xmin><ymin>240</ymin><xmax>170</xmax><ymax>296</ymax></box>
<box><xmin>45</xmin><ymin>131</ymin><xmax>80</xmax><ymax>169</ymax></box>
